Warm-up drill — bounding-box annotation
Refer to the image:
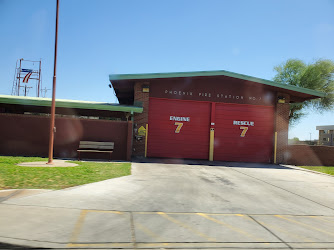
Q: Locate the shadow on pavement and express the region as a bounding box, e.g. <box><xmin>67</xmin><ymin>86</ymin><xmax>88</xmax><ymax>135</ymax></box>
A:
<box><xmin>0</xmin><ymin>242</ymin><xmax>49</xmax><ymax>249</ymax></box>
<box><xmin>44</xmin><ymin>157</ymin><xmax>292</xmax><ymax>170</ymax></box>
<box><xmin>132</xmin><ymin>156</ymin><xmax>294</xmax><ymax>170</ymax></box>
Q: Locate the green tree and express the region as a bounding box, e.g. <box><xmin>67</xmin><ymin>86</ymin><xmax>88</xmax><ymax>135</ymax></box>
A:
<box><xmin>273</xmin><ymin>59</ymin><xmax>334</xmax><ymax>125</ymax></box>
<box><xmin>288</xmin><ymin>137</ymin><xmax>300</xmax><ymax>145</ymax></box>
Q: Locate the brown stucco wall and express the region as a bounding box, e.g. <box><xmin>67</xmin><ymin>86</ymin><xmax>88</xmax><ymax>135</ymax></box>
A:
<box><xmin>0</xmin><ymin>113</ymin><xmax>131</xmax><ymax>160</ymax></box>
<box><xmin>286</xmin><ymin>145</ymin><xmax>334</xmax><ymax>166</ymax></box>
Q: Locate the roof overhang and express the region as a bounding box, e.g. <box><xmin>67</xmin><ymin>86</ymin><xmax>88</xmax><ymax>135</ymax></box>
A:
<box><xmin>109</xmin><ymin>69</ymin><xmax>325</xmax><ymax>104</ymax></box>
<box><xmin>316</xmin><ymin>125</ymin><xmax>334</xmax><ymax>130</ymax></box>
<box><xmin>0</xmin><ymin>95</ymin><xmax>143</xmax><ymax>113</ymax></box>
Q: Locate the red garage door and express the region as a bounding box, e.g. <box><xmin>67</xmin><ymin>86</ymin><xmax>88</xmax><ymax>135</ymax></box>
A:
<box><xmin>214</xmin><ymin>103</ymin><xmax>274</xmax><ymax>163</ymax></box>
<box><xmin>148</xmin><ymin>98</ymin><xmax>210</xmax><ymax>159</ymax></box>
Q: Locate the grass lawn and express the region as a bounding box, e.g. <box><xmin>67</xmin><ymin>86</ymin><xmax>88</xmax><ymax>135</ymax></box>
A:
<box><xmin>299</xmin><ymin>166</ymin><xmax>334</xmax><ymax>176</ymax></box>
<box><xmin>0</xmin><ymin>156</ymin><xmax>131</xmax><ymax>190</ymax></box>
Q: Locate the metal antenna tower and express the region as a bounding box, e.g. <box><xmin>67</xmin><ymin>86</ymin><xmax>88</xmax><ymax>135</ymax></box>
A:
<box><xmin>11</xmin><ymin>58</ymin><xmax>42</xmax><ymax>97</ymax></box>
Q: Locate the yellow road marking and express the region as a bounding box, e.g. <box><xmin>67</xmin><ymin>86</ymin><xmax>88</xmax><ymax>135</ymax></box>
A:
<box><xmin>68</xmin><ymin>242</ymin><xmax>287</xmax><ymax>248</ymax></box>
<box><xmin>310</xmin><ymin>216</ymin><xmax>334</xmax><ymax>224</ymax></box>
<box><xmin>157</xmin><ymin>212</ymin><xmax>216</xmax><ymax>242</ymax></box>
<box><xmin>275</xmin><ymin>215</ymin><xmax>334</xmax><ymax>237</ymax></box>
<box><xmin>133</xmin><ymin>211</ymin><xmax>334</xmax><ymax>218</ymax></box>
<box><xmin>239</xmin><ymin>214</ymin><xmax>313</xmax><ymax>242</ymax></box>
<box><xmin>197</xmin><ymin>213</ymin><xmax>265</xmax><ymax>242</ymax></box>
<box><xmin>206</xmin><ymin>213</ymin><xmax>257</xmax><ymax>216</ymax></box>
<box><xmin>68</xmin><ymin>210</ymin><xmax>333</xmax><ymax>248</ymax></box>
<box><xmin>134</xmin><ymin>221</ymin><xmax>168</xmax><ymax>243</ymax></box>
<box><xmin>136</xmin><ymin>211</ymin><xmax>208</xmax><ymax>215</ymax></box>
<box><xmin>69</xmin><ymin>210</ymin><xmax>88</xmax><ymax>244</ymax></box>
<box><xmin>254</xmin><ymin>218</ymin><xmax>314</xmax><ymax>242</ymax></box>
<box><xmin>116</xmin><ymin>211</ymin><xmax>168</xmax><ymax>244</ymax></box>
<box><xmin>68</xmin><ymin>209</ymin><xmax>124</xmax><ymax>246</ymax></box>
<box><xmin>68</xmin><ymin>243</ymin><xmax>133</xmax><ymax>247</ymax></box>
<box><xmin>85</xmin><ymin>209</ymin><xmax>122</xmax><ymax>214</ymax></box>
<box><xmin>68</xmin><ymin>209</ymin><xmax>167</xmax><ymax>245</ymax></box>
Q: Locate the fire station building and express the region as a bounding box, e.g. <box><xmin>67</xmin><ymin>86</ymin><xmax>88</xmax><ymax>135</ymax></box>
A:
<box><xmin>109</xmin><ymin>70</ymin><xmax>324</xmax><ymax>164</ymax></box>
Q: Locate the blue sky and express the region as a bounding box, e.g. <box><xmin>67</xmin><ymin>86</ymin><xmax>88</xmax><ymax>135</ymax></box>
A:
<box><xmin>0</xmin><ymin>0</ymin><xmax>333</xmax><ymax>140</ymax></box>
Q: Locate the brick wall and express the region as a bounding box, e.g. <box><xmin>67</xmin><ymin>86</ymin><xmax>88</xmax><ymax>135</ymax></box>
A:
<box><xmin>287</xmin><ymin>145</ymin><xmax>334</xmax><ymax>166</ymax></box>
<box><xmin>133</xmin><ymin>82</ymin><xmax>150</xmax><ymax>156</ymax></box>
<box><xmin>274</xmin><ymin>93</ymin><xmax>290</xmax><ymax>164</ymax></box>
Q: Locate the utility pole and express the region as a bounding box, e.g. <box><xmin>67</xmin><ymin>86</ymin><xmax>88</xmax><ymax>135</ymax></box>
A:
<box><xmin>47</xmin><ymin>0</ymin><xmax>59</xmax><ymax>164</ymax></box>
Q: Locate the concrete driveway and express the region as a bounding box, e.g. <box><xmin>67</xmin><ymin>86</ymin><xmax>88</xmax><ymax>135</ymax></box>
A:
<box><xmin>1</xmin><ymin>161</ymin><xmax>334</xmax><ymax>249</ymax></box>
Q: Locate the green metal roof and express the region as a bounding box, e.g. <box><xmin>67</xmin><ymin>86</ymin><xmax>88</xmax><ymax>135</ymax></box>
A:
<box><xmin>109</xmin><ymin>69</ymin><xmax>325</xmax><ymax>98</ymax></box>
<box><xmin>0</xmin><ymin>94</ymin><xmax>143</xmax><ymax>113</ymax></box>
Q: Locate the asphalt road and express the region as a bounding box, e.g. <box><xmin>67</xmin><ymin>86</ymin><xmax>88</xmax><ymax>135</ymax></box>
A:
<box><xmin>1</xmin><ymin>161</ymin><xmax>334</xmax><ymax>249</ymax></box>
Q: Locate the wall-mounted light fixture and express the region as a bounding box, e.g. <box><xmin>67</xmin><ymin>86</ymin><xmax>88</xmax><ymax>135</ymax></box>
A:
<box><xmin>142</xmin><ymin>85</ymin><xmax>150</xmax><ymax>93</ymax></box>
<box><xmin>278</xmin><ymin>96</ymin><xmax>285</xmax><ymax>104</ymax></box>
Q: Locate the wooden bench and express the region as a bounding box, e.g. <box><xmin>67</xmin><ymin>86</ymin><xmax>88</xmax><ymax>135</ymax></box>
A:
<box><xmin>77</xmin><ymin>141</ymin><xmax>114</xmax><ymax>161</ymax></box>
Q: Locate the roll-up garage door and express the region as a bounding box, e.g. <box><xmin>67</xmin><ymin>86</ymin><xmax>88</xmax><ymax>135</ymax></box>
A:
<box><xmin>147</xmin><ymin>98</ymin><xmax>210</xmax><ymax>159</ymax></box>
<box><xmin>214</xmin><ymin>103</ymin><xmax>274</xmax><ymax>163</ymax></box>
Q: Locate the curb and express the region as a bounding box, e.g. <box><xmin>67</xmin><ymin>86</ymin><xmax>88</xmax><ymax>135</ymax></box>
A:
<box><xmin>0</xmin><ymin>189</ymin><xmax>54</xmax><ymax>203</ymax></box>
<box><xmin>282</xmin><ymin>164</ymin><xmax>334</xmax><ymax>178</ymax></box>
